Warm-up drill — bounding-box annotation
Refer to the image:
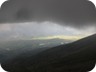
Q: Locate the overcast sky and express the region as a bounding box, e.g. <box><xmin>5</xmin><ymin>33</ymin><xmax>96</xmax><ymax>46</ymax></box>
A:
<box><xmin>0</xmin><ymin>0</ymin><xmax>95</xmax><ymax>26</ymax></box>
<box><xmin>0</xmin><ymin>22</ymin><xmax>95</xmax><ymax>41</ymax></box>
<box><xmin>0</xmin><ymin>0</ymin><xmax>95</xmax><ymax>40</ymax></box>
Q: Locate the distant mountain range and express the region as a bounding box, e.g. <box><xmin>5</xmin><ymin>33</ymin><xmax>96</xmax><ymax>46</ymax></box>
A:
<box><xmin>1</xmin><ymin>34</ymin><xmax>96</xmax><ymax>72</ymax></box>
<box><xmin>0</xmin><ymin>38</ymin><xmax>71</xmax><ymax>63</ymax></box>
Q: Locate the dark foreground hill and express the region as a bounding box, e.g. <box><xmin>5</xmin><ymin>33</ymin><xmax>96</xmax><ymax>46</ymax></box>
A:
<box><xmin>1</xmin><ymin>34</ymin><xmax>96</xmax><ymax>72</ymax></box>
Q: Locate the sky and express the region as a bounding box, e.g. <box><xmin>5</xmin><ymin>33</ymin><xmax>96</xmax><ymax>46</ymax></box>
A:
<box><xmin>0</xmin><ymin>22</ymin><xmax>95</xmax><ymax>41</ymax></box>
<box><xmin>0</xmin><ymin>0</ymin><xmax>95</xmax><ymax>25</ymax></box>
<box><xmin>0</xmin><ymin>0</ymin><xmax>95</xmax><ymax>41</ymax></box>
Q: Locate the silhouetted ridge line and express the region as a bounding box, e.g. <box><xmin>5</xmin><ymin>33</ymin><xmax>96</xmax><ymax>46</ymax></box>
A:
<box><xmin>1</xmin><ymin>34</ymin><xmax>96</xmax><ymax>72</ymax></box>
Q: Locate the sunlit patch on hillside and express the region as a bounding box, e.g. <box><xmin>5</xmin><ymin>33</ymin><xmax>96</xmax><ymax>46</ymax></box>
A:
<box><xmin>32</xmin><ymin>35</ymin><xmax>87</xmax><ymax>41</ymax></box>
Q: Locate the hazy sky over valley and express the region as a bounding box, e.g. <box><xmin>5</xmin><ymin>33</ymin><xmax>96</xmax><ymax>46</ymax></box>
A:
<box><xmin>0</xmin><ymin>22</ymin><xmax>95</xmax><ymax>41</ymax></box>
<box><xmin>0</xmin><ymin>0</ymin><xmax>95</xmax><ymax>41</ymax></box>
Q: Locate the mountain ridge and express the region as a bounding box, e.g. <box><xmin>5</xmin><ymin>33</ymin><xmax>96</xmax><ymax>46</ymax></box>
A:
<box><xmin>1</xmin><ymin>34</ymin><xmax>96</xmax><ymax>72</ymax></box>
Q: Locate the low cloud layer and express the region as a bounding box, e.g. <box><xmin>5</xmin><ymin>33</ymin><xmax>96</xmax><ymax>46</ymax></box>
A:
<box><xmin>0</xmin><ymin>22</ymin><xmax>95</xmax><ymax>39</ymax></box>
<box><xmin>0</xmin><ymin>0</ymin><xmax>96</xmax><ymax>28</ymax></box>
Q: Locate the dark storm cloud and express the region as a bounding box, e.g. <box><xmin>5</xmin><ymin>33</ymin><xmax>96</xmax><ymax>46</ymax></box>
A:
<box><xmin>0</xmin><ymin>0</ymin><xmax>96</xmax><ymax>27</ymax></box>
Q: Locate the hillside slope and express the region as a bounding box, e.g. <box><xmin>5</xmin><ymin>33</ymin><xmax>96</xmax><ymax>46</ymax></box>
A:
<box><xmin>1</xmin><ymin>34</ymin><xmax>96</xmax><ymax>72</ymax></box>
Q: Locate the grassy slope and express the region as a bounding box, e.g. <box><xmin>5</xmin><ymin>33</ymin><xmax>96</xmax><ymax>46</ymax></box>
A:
<box><xmin>1</xmin><ymin>34</ymin><xmax>96</xmax><ymax>72</ymax></box>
